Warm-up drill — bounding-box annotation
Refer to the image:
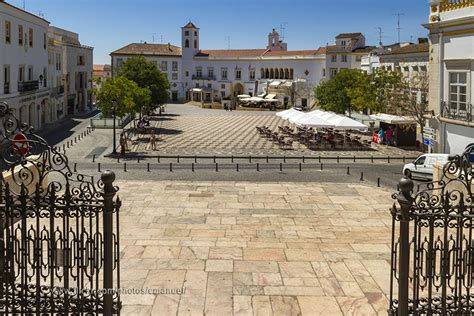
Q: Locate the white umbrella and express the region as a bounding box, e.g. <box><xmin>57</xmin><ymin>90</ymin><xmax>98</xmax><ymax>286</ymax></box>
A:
<box><xmin>280</xmin><ymin>109</ymin><xmax>303</xmax><ymax>121</ymax></box>
<box><xmin>295</xmin><ymin>115</ymin><xmax>336</xmax><ymax>128</ymax></box>
<box><xmin>288</xmin><ymin>112</ymin><xmax>309</xmax><ymax>124</ymax></box>
<box><xmin>326</xmin><ymin>116</ymin><xmax>368</xmax><ymax>131</ymax></box>
<box><xmin>276</xmin><ymin>109</ymin><xmax>294</xmax><ymax>117</ymax></box>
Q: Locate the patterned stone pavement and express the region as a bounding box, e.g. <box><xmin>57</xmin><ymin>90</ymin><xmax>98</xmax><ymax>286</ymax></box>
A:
<box><xmin>128</xmin><ymin>104</ymin><xmax>420</xmax><ymax>157</ymax></box>
<box><xmin>118</xmin><ymin>179</ymin><xmax>395</xmax><ymax>315</ymax></box>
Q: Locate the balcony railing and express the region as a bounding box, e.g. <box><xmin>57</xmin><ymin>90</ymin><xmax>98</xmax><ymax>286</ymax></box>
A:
<box><xmin>441</xmin><ymin>101</ymin><xmax>473</xmax><ymax>122</ymax></box>
<box><xmin>51</xmin><ymin>85</ymin><xmax>65</xmax><ymax>96</ymax></box>
<box><xmin>4</xmin><ymin>82</ymin><xmax>10</xmax><ymax>94</ymax></box>
<box><xmin>18</xmin><ymin>80</ymin><xmax>39</xmax><ymax>93</ymax></box>
<box><xmin>192</xmin><ymin>75</ymin><xmax>216</xmax><ymax>81</ymax></box>
<box><xmin>440</xmin><ymin>0</ymin><xmax>474</xmax><ymax>12</ymax></box>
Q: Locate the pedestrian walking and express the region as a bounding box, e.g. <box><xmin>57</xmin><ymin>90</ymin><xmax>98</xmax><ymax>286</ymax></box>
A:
<box><xmin>150</xmin><ymin>130</ymin><xmax>157</xmax><ymax>151</ymax></box>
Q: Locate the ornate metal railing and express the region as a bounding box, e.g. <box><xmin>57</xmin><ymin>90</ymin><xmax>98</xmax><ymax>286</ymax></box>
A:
<box><xmin>440</xmin><ymin>0</ymin><xmax>474</xmax><ymax>12</ymax></box>
<box><xmin>389</xmin><ymin>148</ymin><xmax>474</xmax><ymax>315</ymax></box>
<box><xmin>18</xmin><ymin>81</ymin><xmax>39</xmax><ymax>93</ymax></box>
<box><xmin>441</xmin><ymin>101</ymin><xmax>473</xmax><ymax>122</ymax></box>
<box><xmin>0</xmin><ymin>101</ymin><xmax>121</xmax><ymax>314</ymax></box>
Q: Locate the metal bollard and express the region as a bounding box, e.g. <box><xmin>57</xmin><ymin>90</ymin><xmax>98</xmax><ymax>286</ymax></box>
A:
<box><xmin>360</xmin><ymin>172</ymin><xmax>364</xmax><ymax>181</ymax></box>
<box><xmin>403</xmin><ymin>156</ymin><xmax>406</xmax><ymax>163</ymax></box>
<box><xmin>137</xmin><ymin>157</ymin><xmax>140</xmax><ymax>163</ymax></box>
<box><xmin>319</xmin><ymin>156</ymin><xmax>321</xmax><ymax>163</ymax></box>
<box><xmin>353</xmin><ymin>156</ymin><xmax>356</xmax><ymax>163</ymax></box>
<box><xmin>283</xmin><ymin>156</ymin><xmax>286</xmax><ymax>163</ymax></box>
<box><xmin>98</xmin><ymin>163</ymin><xmax>101</xmax><ymax>172</ymax></box>
<box><xmin>299</xmin><ymin>163</ymin><xmax>302</xmax><ymax>172</ymax></box>
<box><xmin>257</xmin><ymin>163</ymin><xmax>260</xmax><ymax>172</ymax></box>
<box><xmin>320</xmin><ymin>163</ymin><xmax>323</xmax><ymax>171</ymax></box>
<box><xmin>377</xmin><ymin>177</ymin><xmax>381</xmax><ymax>187</ymax></box>
<box><xmin>117</xmin><ymin>156</ymin><xmax>120</xmax><ymax>163</ymax></box>
<box><xmin>124</xmin><ymin>163</ymin><xmax>127</xmax><ymax>172</ymax></box>
<box><xmin>170</xmin><ymin>163</ymin><xmax>173</xmax><ymax>172</ymax></box>
<box><xmin>67</xmin><ymin>142</ymin><xmax>69</xmax><ymax>149</ymax></box>
<box><xmin>194</xmin><ymin>155</ymin><xmax>197</xmax><ymax>163</ymax></box>
<box><xmin>266</xmin><ymin>155</ymin><xmax>269</xmax><ymax>163</ymax></box>
<box><xmin>192</xmin><ymin>163</ymin><xmax>195</xmax><ymax>172</ymax></box>
<box><xmin>371</xmin><ymin>156</ymin><xmax>374</xmax><ymax>163</ymax></box>
<box><xmin>74</xmin><ymin>163</ymin><xmax>77</xmax><ymax>172</ymax></box>
<box><xmin>147</xmin><ymin>163</ymin><xmax>150</xmax><ymax>172</ymax></box>
<box><xmin>302</xmin><ymin>156</ymin><xmax>305</xmax><ymax>163</ymax></box>
<box><xmin>158</xmin><ymin>155</ymin><xmax>160</xmax><ymax>163</ymax></box>
<box><xmin>231</xmin><ymin>155</ymin><xmax>234</xmax><ymax>163</ymax></box>
<box><xmin>215</xmin><ymin>163</ymin><xmax>218</xmax><ymax>172</ymax></box>
<box><xmin>177</xmin><ymin>155</ymin><xmax>180</xmax><ymax>163</ymax></box>
<box><xmin>92</xmin><ymin>155</ymin><xmax>96</xmax><ymax>163</ymax></box>
<box><xmin>213</xmin><ymin>156</ymin><xmax>216</xmax><ymax>163</ymax></box>
<box><xmin>280</xmin><ymin>163</ymin><xmax>283</xmax><ymax>172</ymax></box>
<box><xmin>388</xmin><ymin>156</ymin><xmax>391</xmax><ymax>164</ymax></box>
<box><xmin>236</xmin><ymin>163</ymin><xmax>239</xmax><ymax>172</ymax></box>
<box><xmin>337</xmin><ymin>156</ymin><xmax>340</xmax><ymax>163</ymax></box>
<box><xmin>347</xmin><ymin>166</ymin><xmax>350</xmax><ymax>175</ymax></box>
<box><xmin>249</xmin><ymin>155</ymin><xmax>252</xmax><ymax>163</ymax></box>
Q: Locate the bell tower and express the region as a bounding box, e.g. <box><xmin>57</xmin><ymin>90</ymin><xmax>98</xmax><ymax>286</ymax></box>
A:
<box><xmin>267</xmin><ymin>29</ymin><xmax>287</xmax><ymax>52</ymax></box>
<box><xmin>182</xmin><ymin>21</ymin><xmax>200</xmax><ymax>59</ymax></box>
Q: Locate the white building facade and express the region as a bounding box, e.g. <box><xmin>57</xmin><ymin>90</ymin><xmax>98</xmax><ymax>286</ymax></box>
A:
<box><xmin>425</xmin><ymin>0</ymin><xmax>474</xmax><ymax>155</ymax></box>
<box><xmin>111</xmin><ymin>22</ymin><xmax>331</xmax><ymax>107</ymax></box>
<box><xmin>0</xmin><ymin>0</ymin><xmax>50</xmax><ymax>129</ymax></box>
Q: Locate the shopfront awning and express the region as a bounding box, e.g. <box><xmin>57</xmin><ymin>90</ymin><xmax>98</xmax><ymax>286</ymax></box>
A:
<box><xmin>369</xmin><ymin>113</ymin><xmax>416</xmax><ymax>124</ymax></box>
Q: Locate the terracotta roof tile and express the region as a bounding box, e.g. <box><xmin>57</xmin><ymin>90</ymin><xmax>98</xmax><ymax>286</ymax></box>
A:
<box><xmin>379</xmin><ymin>43</ymin><xmax>429</xmax><ymax>56</ymax></box>
<box><xmin>111</xmin><ymin>43</ymin><xmax>182</xmax><ymax>56</ymax></box>
<box><xmin>195</xmin><ymin>47</ymin><xmax>326</xmax><ymax>59</ymax></box>
<box><xmin>183</xmin><ymin>22</ymin><xmax>198</xmax><ymax>29</ymax></box>
<box><xmin>336</xmin><ymin>33</ymin><xmax>363</xmax><ymax>39</ymax></box>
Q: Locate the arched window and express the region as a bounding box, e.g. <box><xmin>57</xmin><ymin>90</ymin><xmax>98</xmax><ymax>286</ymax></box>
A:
<box><xmin>290</xmin><ymin>69</ymin><xmax>294</xmax><ymax>79</ymax></box>
<box><xmin>285</xmin><ymin>69</ymin><xmax>289</xmax><ymax>79</ymax></box>
<box><xmin>265</xmin><ymin>68</ymin><xmax>269</xmax><ymax>79</ymax></box>
<box><xmin>261</xmin><ymin>68</ymin><xmax>264</xmax><ymax>79</ymax></box>
<box><xmin>194</xmin><ymin>40</ymin><xmax>197</xmax><ymax>49</ymax></box>
<box><xmin>280</xmin><ymin>69</ymin><xmax>284</xmax><ymax>79</ymax></box>
<box><xmin>185</xmin><ymin>39</ymin><xmax>189</xmax><ymax>48</ymax></box>
<box><xmin>270</xmin><ymin>69</ymin><xmax>274</xmax><ymax>79</ymax></box>
<box><xmin>275</xmin><ymin>68</ymin><xmax>279</xmax><ymax>79</ymax></box>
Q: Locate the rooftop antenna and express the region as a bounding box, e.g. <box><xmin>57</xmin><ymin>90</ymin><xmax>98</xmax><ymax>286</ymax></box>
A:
<box><xmin>38</xmin><ymin>11</ymin><xmax>45</xmax><ymax>18</ymax></box>
<box><xmin>279</xmin><ymin>22</ymin><xmax>288</xmax><ymax>41</ymax></box>
<box><xmin>375</xmin><ymin>27</ymin><xmax>383</xmax><ymax>47</ymax></box>
<box><xmin>225</xmin><ymin>36</ymin><xmax>231</xmax><ymax>49</ymax></box>
<box><xmin>160</xmin><ymin>35</ymin><xmax>164</xmax><ymax>44</ymax></box>
<box><xmin>152</xmin><ymin>33</ymin><xmax>156</xmax><ymax>43</ymax></box>
<box><xmin>393</xmin><ymin>12</ymin><xmax>405</xmax><ymax>43</ymax></box>
<box><xmin>409</xmin><ymin>35</ymin><xmax>414</xmax><ymax>43</ymax></box>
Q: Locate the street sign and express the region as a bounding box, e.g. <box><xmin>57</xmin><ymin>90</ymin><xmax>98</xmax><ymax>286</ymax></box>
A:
<box><xmin>13</xmin><ymin>133</ymin><xmax>29</xmax><ymax>157</ymax></box>
<box><xmin>423</xmin><ymin>138</ymin><xmax>434</xmax><ymax>146</ymax></box>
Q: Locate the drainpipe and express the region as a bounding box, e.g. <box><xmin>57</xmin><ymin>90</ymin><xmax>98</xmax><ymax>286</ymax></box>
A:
<box><xmin>439</xmin><ymin>31</ymin><xmax>445</xmax><ymax>153</ymax></box>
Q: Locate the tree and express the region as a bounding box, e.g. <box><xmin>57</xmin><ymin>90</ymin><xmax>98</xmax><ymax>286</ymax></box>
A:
<box><xmin>314</xmin><ymin>69</ymin><xmax>367</xmax><ymax>115</ymax></box>
<box><xmin>94</xmin><ymin>76</ymin><xmax>151</xmax><ymax>117</ymax></box>
<box><xmin>117</xmin><ymin>56</ymin><xmax>170</xmax><ymax>112</ymax></box>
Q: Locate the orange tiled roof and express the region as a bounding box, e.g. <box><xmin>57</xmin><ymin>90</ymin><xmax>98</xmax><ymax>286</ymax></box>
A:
<box><xmin>183</xmin><ymin>22</ymin><xmax>198</xmax><ymax>29</ymax></box>
<box><xmin>379</xmin><ymin>43</ymin><xmax>429</xmax><ymax>56</ymax></box>
<box><xmin>111</xmin><ymin>43</ymin><xmax>182</xmax><ymax>56</ymax></box>
<box><xmin>195</xmin><ymin>48</ymin><xmax>326</xmax><ymax>58</ymax></box>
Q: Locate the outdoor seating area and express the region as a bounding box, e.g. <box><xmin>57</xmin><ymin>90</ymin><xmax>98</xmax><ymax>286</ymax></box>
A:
<box><xmin>257</xmin><ymin>125</ymin><xmax>370</xmax><ymax>151</ymax></box>
<box><xmin>255</xmin><ymin>108</ymin><xmax>371</xmax><ymax>151</ymax></box>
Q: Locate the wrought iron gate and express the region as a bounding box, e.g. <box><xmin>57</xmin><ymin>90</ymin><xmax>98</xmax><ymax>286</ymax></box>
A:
<box><xmin>0</xmin><ymin>101</ymin><xmax>121</xmax><ymax>314</ymax></box>
<box><xmin>389</xmin><ymin>149</ymin><xmax>474</xmax><ymax>315</ymax></box>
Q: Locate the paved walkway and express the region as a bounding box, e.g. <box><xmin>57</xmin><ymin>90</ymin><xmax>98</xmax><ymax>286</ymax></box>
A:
<box><xmin>118</xmin><ymin>180</ymin><xmax>394</xmax><ymax>315</ymax></box>
<box><xmin>126</xmin><ymin>104</ymin><xmax>420</xmax><ymax>157</ymax></box>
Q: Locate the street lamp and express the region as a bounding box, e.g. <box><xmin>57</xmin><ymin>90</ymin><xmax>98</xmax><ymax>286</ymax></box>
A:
<box><xmin>112</xmin><ymin>100</ymin><xmax>117</xmax><ymax>155</ymax></box>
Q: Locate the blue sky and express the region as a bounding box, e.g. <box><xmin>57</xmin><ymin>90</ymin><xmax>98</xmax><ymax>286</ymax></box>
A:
<box><xmin>8</xmin><ymin>0</ymin><xmax>429</xmax><ymax>64</ymax></box>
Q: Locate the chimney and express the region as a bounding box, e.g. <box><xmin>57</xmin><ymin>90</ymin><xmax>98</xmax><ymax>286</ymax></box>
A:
<box><xmin>168</xmin><ymin>42</ymin><xmax>171</xmax><ymax>50</ymax></box>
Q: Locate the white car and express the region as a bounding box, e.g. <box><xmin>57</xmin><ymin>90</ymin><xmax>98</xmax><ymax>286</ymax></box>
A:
<box><xmin>403</xmin><ymin>154</ymin><xmax>450</xmax><ymax>181</ymax></box>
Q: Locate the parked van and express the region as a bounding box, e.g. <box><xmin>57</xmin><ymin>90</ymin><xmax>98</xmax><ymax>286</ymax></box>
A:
<box><xmin>403</xmin><ymin>154</ymin><xmax>450</xmax><ymax>180</ymax></box>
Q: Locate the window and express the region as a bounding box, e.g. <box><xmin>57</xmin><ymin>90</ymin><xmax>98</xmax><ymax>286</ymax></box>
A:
<box><xmin>196</xmin><ymin>67</ymin><xmax>202</xmax><ymax>78</ymax></box>
<box><xmin>221</xmin><ymin>68</ymin><xmax>228</xmax><ymax>80</ymax></box>
<box><xmin>172</xmin><ymin>61</ymin><xmax>178</xmax><ymax>71</ymax></box>
<box><xmin>449</xmin><ymin>72</ymin><xmax>468</xmax><ymax>115</ymax></box>
<box><xmin>18</xmin><ymin>25</ymin><xmax>23</xmax><ymax>46</ymax></box>
<box><xmin>3</xmin><ymin>66</ymin><xmax>10</xmax><ymax>93</ymax></box>
<box><xmin>341</xmin><ymin>40</ymin><xmax>346</xmax><ymax>47</ymax></box>
<box><xmin>5</xmin><ymin>21</ymin><xmax>11</xmax><ymax>44</ymax></box>
<box><xmin>78</xmin><ymin>55</ymin><xmax>84</xmax><ymax>66</ymax></box>
<box><xmin>331</xmin><ymin>55</ymin><xmax>337</xmax><ymax>63</ymax></box>
<box><xmin>221</xmin><ymin>91</ymin><xmax>225</xmax><ymax>98</ymax></box>
<box><xmin>322</xmin><ymin>68</ymin><xmax>326</xmax><ymax>77</ymax></box>
<box><xmin>185</xmin><ymin>31</ymin><xmax>189</xmax><ymax>36</ymax></box>
<box><xmin>235</xmin><ymin>68</ymin><xmax>241</xmax><ymax>80</ymax></box>
<box><xmin>43</xmin><ymin>33</ymin><xmax>46</xmax><ymax>49</ymax></box>
<box><xmin>330</xmin><ymin>68</ymin><xmax>338</xmax><ymax>77</ymax></box>
<box><xmin>341</xmin><ymin>55</ymin><xmax>348</xmax><ymax>63</ymax></box>
<box><xmin>116</xmin><ymin>58</ymin><xmax>123</xmax><ymax>67</ymax></box>
<box><xmin>194</xmin><ymin>31</ymin><xmax>198</xmax><ymax>36</ymax></box>
<box><xmin>221</xmin><ymin>84</ymin><xmax>226</xmax><ymax>89</ymax></box>
<box><xmin>356</xmin><ymin>56</ymin><xmax>362</xmax><ymax>62</ymax></box>
<box><xmin>249</xmin><ymin>69</ymin><xmax>255</xmax><ymax>80</ymax></box>
<box><xmin>161</xmin><ymin>61</ymin><xmax>168</xmax><ymax>71</ymax></box>
<box><xmin>185</xmin><ymin>71</ymin><xmax>189</xmax><ymax>77</ymax></box>
<box><xmin>18</xmin><ymin>65</ymin><xmax>24</xmax><ymax>82</ymax></box>
<box><xmin>208</xmin><ymin>67</ymin><xmax>214</xmax><ymax>79</ymax></box>
<box><xmin>172</xmin><ymin>73</ymin><xmax>178</xmax><ymax>80</ymax></box>
<box><xmin>28</xmin><ymin>28</ymin><xmax>33</xmax><ymax>47</ymax></box>
<box><xmin>28</xmin><ymin>66</ymin><xmax>33</xmax><ymax>81</ymax></box>
<box><xmin>194</xmin><ymin>40</ymin><xmax>197</xmax><ymax>48</ymax></box>
<box><xmin>185</xmin><ymin>39</ymin><xmax>189</xmax><ymax>48</ymax></box>
<box><xmin>207</xmin><ymin>84</ymin><xmax>211</xmax><ymax>88</ymax></box>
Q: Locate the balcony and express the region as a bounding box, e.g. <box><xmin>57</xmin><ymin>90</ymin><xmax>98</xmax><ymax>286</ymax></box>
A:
<box><xmin>441</xmin><ymin>101</ymin><xmax>473</xmax><ymax>122</ymax></box>
<box><xmin>51</xmin><ymin>85</ymin><xmax>65</xmax><ymax>96</ymax></box>
<box><xmin>18</xmin><ymin>81</ymin><xmax>39</xmax><ymax>93</ymax></box>
<box><xmin>192</xmin><ymin>75</ymin><xmax>216</xmax><ymax>81</ymax></box>
<box><xmin>4</xmin><ymin>82</ymin><xmax>10</xmax><ymax>94</ymax></box>
<box><xmin>440</xmin><ymin>0</ymin><xmax>474</xmax><ymax>12</ymax></box>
